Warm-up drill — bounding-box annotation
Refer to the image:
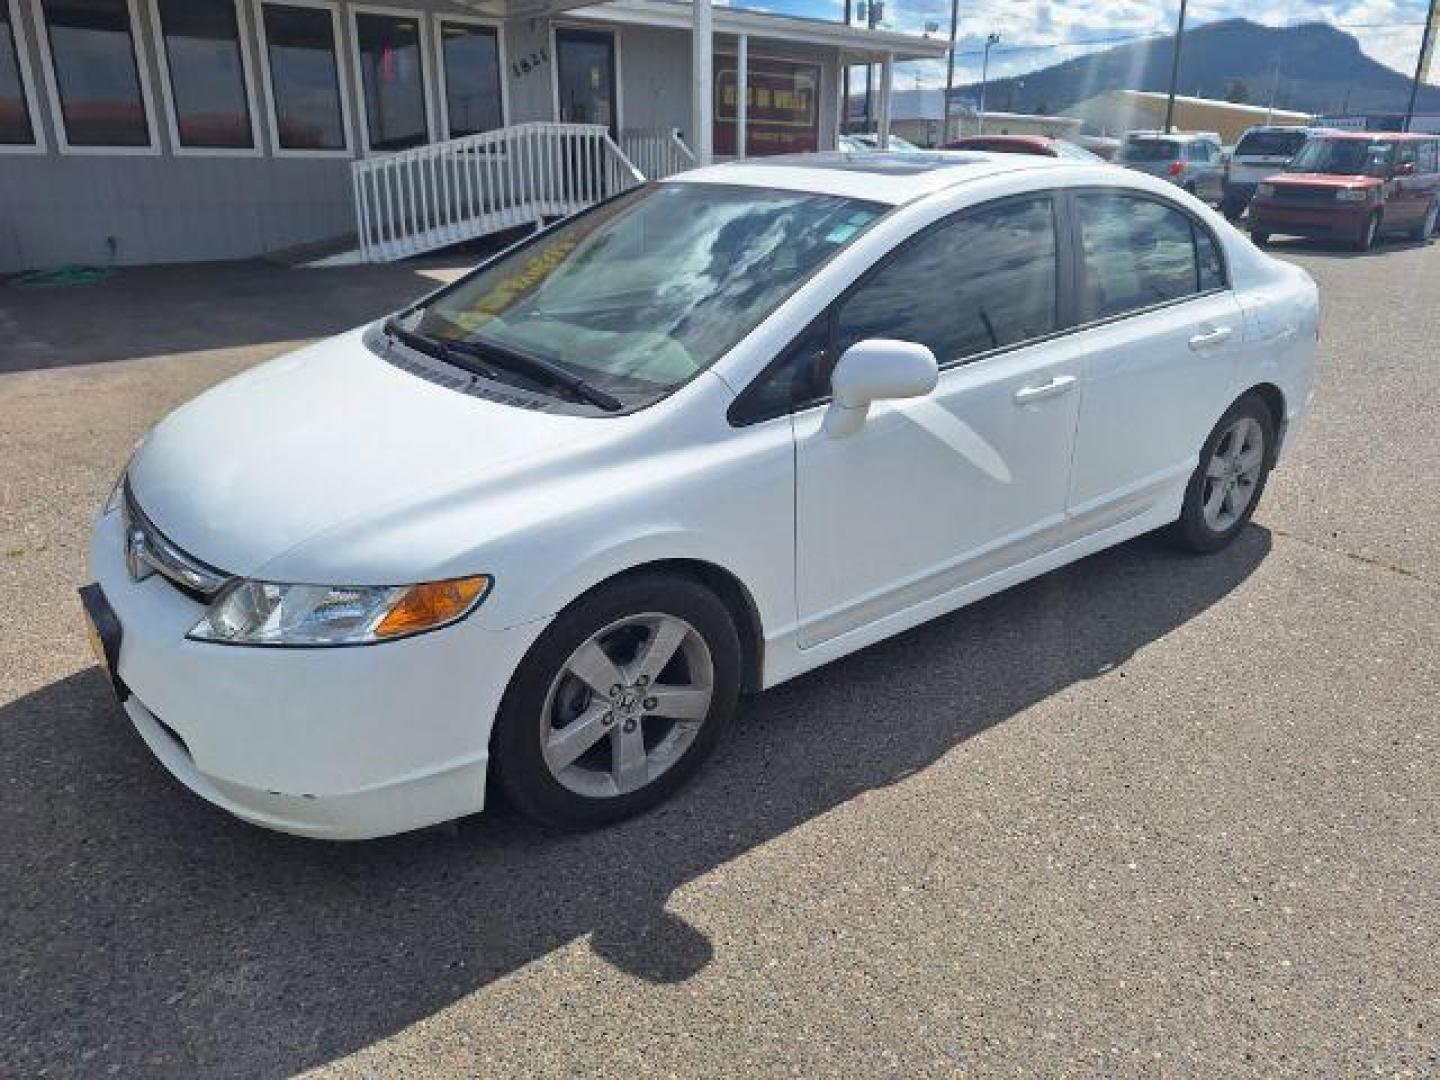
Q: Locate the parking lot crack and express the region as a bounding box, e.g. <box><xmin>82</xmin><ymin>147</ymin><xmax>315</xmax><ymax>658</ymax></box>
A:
<box><xmin>1268</xmin><ymin>526</ymin><xmax>1437</xmax><ymax>590</ymax></box>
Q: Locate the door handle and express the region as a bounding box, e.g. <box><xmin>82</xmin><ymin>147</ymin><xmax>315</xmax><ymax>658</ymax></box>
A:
<box><xmin>1188</xmin><ymin>325</ymin><xmax>1234</xmax><ymax>350</ymax></box>
<box><xmin>1013</xmin><ymin>374</ymin><xmax>1077</xmax><ymax>405</ymax></box>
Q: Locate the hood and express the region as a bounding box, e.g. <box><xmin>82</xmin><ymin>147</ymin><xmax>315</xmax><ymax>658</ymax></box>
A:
<box><xmin>127</xmin><ymin>328</ymin><xmax>600</xmax><ymax>578</ymax></box>
<box><xmin>1271</xmin><ymin>173</ymin><xmax>1382</xmax><ymax>189</ymax></box>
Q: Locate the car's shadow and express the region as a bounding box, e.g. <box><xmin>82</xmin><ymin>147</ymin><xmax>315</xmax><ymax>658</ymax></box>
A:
<box><xmin>1258</xmin><ymin>235</ymin><xmax>1435</xmax><ymax>259</ymax></box>
<box><xmin>1</xmin><ymin>528</ymin><xmax>1271</xmax><ymax>1075</ymax></box>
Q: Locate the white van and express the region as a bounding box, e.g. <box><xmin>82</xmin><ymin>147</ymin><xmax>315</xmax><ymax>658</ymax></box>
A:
<box><xmin>1223</xmin><ymin>125</ymin><xmax>1331</xmax><ymax>218</ymax></box>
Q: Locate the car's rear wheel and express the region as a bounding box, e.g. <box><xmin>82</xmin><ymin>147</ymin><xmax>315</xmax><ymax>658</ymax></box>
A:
<box><xmin>1354</xmin><ymin>211</ymin><xmax>1381</xmax><ymax>251</ymax></box>
<box><xmin>1249</xmin><ymin>228</ymin><xmax>1270</xmax><ymax>246</ymax></box>
<box><xmin>491</xmin><ymin>573</ymin><xmax>741</xmax><ymax>829</ymax></box>
<box><xmin>1166</xmin><ymin>393</ymin><xmax>1276</xmax><ymax>554</ymax></box>
<box><xmin>1412</xmin><ymin>200</ymin><xmax>1439</xmax><ymax>241</ymax></box>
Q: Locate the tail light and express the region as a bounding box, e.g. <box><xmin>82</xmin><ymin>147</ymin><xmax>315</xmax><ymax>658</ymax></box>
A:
<box><xmin>1167</xmin><ymin>161</ymin><xmax>1184</xmax><ymax>177</ymax></box>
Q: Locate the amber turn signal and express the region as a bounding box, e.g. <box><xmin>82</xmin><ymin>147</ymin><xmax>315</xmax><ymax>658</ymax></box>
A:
<box><xmin>374</xmin><ymin>575</ymin><xmax>492</xmax><ymax>639</ymax></box>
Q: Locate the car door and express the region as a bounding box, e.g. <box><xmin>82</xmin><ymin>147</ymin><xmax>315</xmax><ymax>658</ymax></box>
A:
<box><xmin>784</xmin><ymin>195</ymin><xmax>1083</xmax><ymax>649</ymax></box>
<box><xmin>1387</xmin><ymin>141</ymin><xmax>1426</xmax><ymax>230</ymax></box>
<box><xmin>1063</xmin><ymin>190</ymin><xmax>1245</xmax><ymax>534</ymax></box>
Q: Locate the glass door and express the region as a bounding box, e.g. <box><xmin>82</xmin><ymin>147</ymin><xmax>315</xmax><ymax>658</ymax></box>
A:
<box><xmin>555</xmin><ymin>27</ymin><xmax>616</xmax><ymax>137</ymax></box>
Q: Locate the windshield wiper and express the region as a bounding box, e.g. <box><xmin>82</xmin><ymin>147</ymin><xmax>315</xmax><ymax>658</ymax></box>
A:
<box><xmin>441</xmin><ymin>337</ymin><xmax>623</xmax><ymax>413</ymax></box>
<box><xmin>383</xmin><ymin>319</ymin><xmax>620</xmax><ymax>412</ymax></box>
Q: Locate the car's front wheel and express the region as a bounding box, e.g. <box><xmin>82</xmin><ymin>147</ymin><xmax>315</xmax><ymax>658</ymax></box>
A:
<box><xmin>491</xmin><ymin>573</ymin><xmax>741</xmax><ymax>829</ymax></box>
<box><xmin>1167</xmin><ymin>393</ymin><xmax>1276</xmax><ymax>554</ymax></box>
<box><xmin>1354</xmin><ymin>211</ymin><xmax>1381</xmax><ymax>252</ymax></box>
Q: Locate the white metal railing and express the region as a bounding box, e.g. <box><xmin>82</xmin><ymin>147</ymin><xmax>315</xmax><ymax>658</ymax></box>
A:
<box><xmin>352</xmin><ymin>122</ymin><xmax>644</xmax><ymax>263</ymax></box>
<box><xmin>620</xmin><ymin>127</ymin><xmax>697</xmax><ymax>181</ymax></box>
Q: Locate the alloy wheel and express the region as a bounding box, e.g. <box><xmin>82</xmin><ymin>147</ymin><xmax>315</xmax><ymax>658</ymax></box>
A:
<box><xmin>540</xmin><ymin>613</ymin><xmax>714</xmax><ymax>798</ymax></box>
<box><xmin>1201</xmin><ymin>416</ymin><xmax>1266</xmax><ymax>532</ymax></box>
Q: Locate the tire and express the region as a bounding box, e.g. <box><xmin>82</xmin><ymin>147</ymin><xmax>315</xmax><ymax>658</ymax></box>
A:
<box><xmin>1412</xmin><ymin>200</ymin><xmax>1439</xmax><ymax>241</ymax></box>
<box><xmin>1353</xmin><ymin>211</ymin><xmax>1381</xmax><ymax>252</ymax></box>
<box><xmin>1222</xmin><ymin>198</ymin><xmax>1246</xmax><ymax>221</ymax></box>
<box><xmin>1166</xmin><ymin>393</ymin><xmax>1277</xmax><ymax>554</ymax></box>
<box><xmin>491</xmin><ymin>573</ymin><xmax>741</xmax><ymax>829</ymax></box>
<box><xmin>1249</xmin><ymin>229</ymin><xmax>1270</xmax><ymax>246</ymax></box>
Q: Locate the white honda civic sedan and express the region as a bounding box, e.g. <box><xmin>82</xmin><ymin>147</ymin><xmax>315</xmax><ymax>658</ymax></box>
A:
<box><xmin>82</xmin><ymin>152</ymin><xmax>1319</xmax><ymax>838</ymax></box>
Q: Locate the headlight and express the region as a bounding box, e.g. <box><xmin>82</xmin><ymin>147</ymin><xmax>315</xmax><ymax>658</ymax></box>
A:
<box><xmin>188</xmin><ymin>575</ymin><xmax>492</xmax><ymax>646</ymax></box>
<box><xmin>1335</xmin><ymin>188</ymin><xmax>1369</xmax><ymax>202</ymax></box>
<box><xmin>1256</xmin><ymin>182</ymin><xmax>1275</xmax><ymax>198</ymax></box>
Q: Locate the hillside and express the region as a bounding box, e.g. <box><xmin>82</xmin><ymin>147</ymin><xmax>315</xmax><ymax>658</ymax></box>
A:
<box><xmin>954</xmin><ymin>19</ymin><xmax>1439</xmax><ymax>118</ymax></box>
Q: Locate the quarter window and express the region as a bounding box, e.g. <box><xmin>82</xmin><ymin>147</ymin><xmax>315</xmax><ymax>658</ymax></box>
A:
<box><xmin>353</xmin><ymin>10</ymin><xmax>428</xmax><ymax>152</ymax></box>
<box><xmin>154</xmin><ymin>0</ymin><xmax>254</xmax><ymax>149</ymax></box>
<box><xmin>260</xmin><ymin>2</ymin><xmax>345</xmax><ymax>151</ymax></box>
<box><xmin>1</xmin><ymin>0</ymin><xmax>35</xmax><ymax>144</ymax></box>
<box><xmin>835</xmin><ymin>196</ymin><xmax>1059</xmax><ymax>366</ymax></box>
<box><xmin>1076</xmin><ymin>194</ymin><xmax>1222</xmax><ymax>322</ymax></box>
<box><xmin>38</xmin><ymin>0</ymin><xmax>151</xmax><ymax>147</ymax></box>
<box><xmin>438</xmin><ymin>20</ymin><xmax>502</xmax><ymax>139</ymax></box>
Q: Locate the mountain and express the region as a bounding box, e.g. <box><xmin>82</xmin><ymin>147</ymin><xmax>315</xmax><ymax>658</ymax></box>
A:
<box><xmin>954</xmin><ymin>19</ymin><xmax>1439</xmax><ymax>119</ymax></box>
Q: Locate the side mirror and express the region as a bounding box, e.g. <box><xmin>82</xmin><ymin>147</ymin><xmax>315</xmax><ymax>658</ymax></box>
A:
<box><xmin>822</xmin><ymin>338</ymin><xmax>939</xmax><ymax>438</ymax></box>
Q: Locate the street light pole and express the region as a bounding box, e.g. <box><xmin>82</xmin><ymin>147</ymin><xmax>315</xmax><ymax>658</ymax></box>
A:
<box><xmin>1163</xmin><ymin>0</ymin><xmax>1189</xmax><ymax>133</ymax></box>
<box><xmin>978</xmin><ymin>32</ymin><xmax>1000</xmax><ymax>136</ymax></box>
<box><xmin>843</xmin><ymin>0</ymin><xmax>852</xmax><ymax>134</ymax></box>
<box><xmin>943</xmin><ymin>0</ymin><xmax>960</xmax><ymax>144</ymax></box>
<box><xmin>1404</xmin><ymin>0</ymin><xmax>1438</xmax><ymax>132</ymax></box>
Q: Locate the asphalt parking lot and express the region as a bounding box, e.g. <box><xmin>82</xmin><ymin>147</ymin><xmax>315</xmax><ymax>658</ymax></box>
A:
<box><xmin>2</xmin><ymin>236</ymin><xmax>1437</xmax><ymax>1078</ymax></box>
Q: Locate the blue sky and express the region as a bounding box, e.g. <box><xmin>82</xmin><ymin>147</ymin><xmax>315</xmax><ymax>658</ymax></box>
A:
<box><xmin>729</xmin><ymin>0</ymin><xmax>1436</xmax><ymax>89</ymax></box>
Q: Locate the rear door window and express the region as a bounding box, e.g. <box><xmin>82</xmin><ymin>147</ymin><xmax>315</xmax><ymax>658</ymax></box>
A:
<box><xmin>1235</xmin><ymin>130</ymin><xmax>1307</xmax><ymax>158</ymax></box>
<box><xmin>1075</xmin><ymin>193</ymin><xmax>1224</xmax><ymax>322</ymax></box>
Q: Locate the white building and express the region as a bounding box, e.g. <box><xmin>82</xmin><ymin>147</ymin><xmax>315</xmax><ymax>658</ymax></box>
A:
<box><xmin>0</xmin><ymin>0</ymin><xmax>944</xmax><ymax>270</ymax></box>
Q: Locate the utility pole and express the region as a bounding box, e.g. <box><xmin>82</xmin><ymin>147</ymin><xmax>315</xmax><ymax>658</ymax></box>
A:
<box><xmin>1404</xmin><ymin>0</ymin><xmax>1438</xmax><ymax>132</ymax></box>
<box><xmin>1265</xmin><ymin>56</ymin><xmax>1281</xmax><ymax>123</ymax></box>
<box><xmin>1163</xmin><ymin>0</ymin><xmax>1189</xmax><ymax>133</ymax></box>
<box><xmin>943</xmin><ymin>0</ymin><xmax>960</xmax><ymax>143</ymax></box>
<box><xmin>843</xmin><ymin>0</ymin><xmax>852</xmax><ymax>134</ymax></box>
<box><xmin>977</xmin><ymin>32</ymin><xmax>1000</xmax><ymax>135</ymax></box>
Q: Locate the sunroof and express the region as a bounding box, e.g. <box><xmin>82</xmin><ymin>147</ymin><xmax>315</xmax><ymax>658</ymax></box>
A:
<box><xmin>746</xmin><ymin>152</ymin><xmax>988</xmax><ymax>176</ymax></box>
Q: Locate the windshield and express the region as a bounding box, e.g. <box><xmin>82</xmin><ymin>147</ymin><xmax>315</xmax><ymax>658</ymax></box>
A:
<box><xmin>1235</xmin><ymin>130</ymin><xmax>1308</xmax><ymax>157</ymax></box>
<box><xmin>1119</xmin><ymin>139</ymin><xmax>1181</xmax><ymax>163</ymax></box>
<box><xmin>1287</xmin><ymin>138</ymin><xmax>1393</xmax><ymax>177</ymax></box>
<box><xmin>405</xmin><ymin>184</ymin><xmax>884</xmax><ymax>404</ymax></box>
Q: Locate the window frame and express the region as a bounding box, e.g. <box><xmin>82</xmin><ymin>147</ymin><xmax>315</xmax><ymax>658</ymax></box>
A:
<box><xmin>146</xmin><ymin>0</ymin><xmax>262</xmax><ymax>157</ymax></box>
<box><xmin>347</xmin><ymin>2</ymin><xmax>433</xmax><ymax>156</ymax></box>
<box><xmin>0</xmin><ymin>0</ymin><xmax>45</xmax><ymax>153</ymax></box>
<box><xmin>729</xmin><ymin>185</ymin><xmax>1233</xmax><ymax>428</ymax></box>
<box><xmin>30</xmin><ymin>0</ymin><xmax>161</xmax><ymax>155</ymax></box>
<box><xmin>252</xmin><ymin>0</ymin><xmax>352</xmax><ymax>158</ymax></box>
<box><xmin>432</xmin><ymin>12</ymin><xmax>507</xmax><ymax>142</ymax></box>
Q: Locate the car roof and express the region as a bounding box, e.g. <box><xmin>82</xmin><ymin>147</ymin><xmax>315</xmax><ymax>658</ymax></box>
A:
<box><xmin>1313</xmin><ymin>130</ymin><xmax>1435</xmax><ymax>141</ymax></box>
<box><xmin>671</xmin><ymin>151</ymin><xmax>1066</xmax><ymax>206</ymax></box>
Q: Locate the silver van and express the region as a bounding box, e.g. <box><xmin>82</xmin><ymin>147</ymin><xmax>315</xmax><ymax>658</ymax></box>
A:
<box><xmin>1116</xmin><ymin>131</ymin><xmax>1226</xmax><ymax>203</ymax></box>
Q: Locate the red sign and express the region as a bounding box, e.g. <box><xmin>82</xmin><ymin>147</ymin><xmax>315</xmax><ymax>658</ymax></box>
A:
<box><xmin>714</xmin><ymin>57</ymin><xmax>821</xmax><ymax>156</ymax></box>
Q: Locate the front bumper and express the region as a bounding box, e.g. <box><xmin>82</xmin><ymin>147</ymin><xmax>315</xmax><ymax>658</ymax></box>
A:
<box><xmin>87</xmin><ymin>508</ymin><xmax>547</xmax><ymax>839</ymax></box>
<box><xmin>1248</xmin><ymin>200</ymin><xmax>1369</xmax><ymax>239</ymax></box>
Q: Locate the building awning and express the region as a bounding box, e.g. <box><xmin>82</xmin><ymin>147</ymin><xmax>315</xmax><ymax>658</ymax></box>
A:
<box><xmin>553</xmin><ymin>0</ymin><xmax>949</xmax><ymax>62</ymax></box>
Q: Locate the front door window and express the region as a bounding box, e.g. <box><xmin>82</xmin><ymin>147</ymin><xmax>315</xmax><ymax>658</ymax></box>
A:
<box><xmin>555</xmin><ymin>28</ymin><xmax>615</xmax><ymax>136</ymax></box>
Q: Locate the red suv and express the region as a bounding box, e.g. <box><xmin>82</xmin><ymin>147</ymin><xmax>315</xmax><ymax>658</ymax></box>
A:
<box><xmin>1248</xmin><ymin>132</ymin><xmax>1440</xmax><ymax>251</ymax></box>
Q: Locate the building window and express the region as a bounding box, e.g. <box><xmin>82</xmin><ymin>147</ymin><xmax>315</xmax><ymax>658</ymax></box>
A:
<box><xmin>152</xmin><ymin>0</ymin><xmax>255</xmax><ymax>150</ymax></box>
<box><xmin>1</xmin><ymin>0</ymin><xmax>38</xmax><ymax>146</ymax></box>
<box><xmin>714</xmin><ymin>55</ymin><xmax>820</xmax><ymax>157</ymax></box>
<box><xmin>259</xmin><ymin>1</ymin><xmax>346</xmax><ymax>152</ymax></box>
<box><xmin>437</xmin><ymin>19</ymin><xmax>501</xmax><ymax>139</ymax></box>
<box><xmin>352</xmin><ymin>9</ymin><xmax>427</xmax><ymax>152</ymax></box>
<box><xmin>36</xmin><ymin>0</ymin><xmax>154</xmax><ymax>149</ymax></box>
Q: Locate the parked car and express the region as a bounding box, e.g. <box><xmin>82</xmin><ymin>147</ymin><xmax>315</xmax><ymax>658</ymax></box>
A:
<box><xmin>83</xmin><ymin>153</ymin><xmax>1319</xmax><ymax>838</ymax></box>
<box><xmin>1222</xmin><ymin>125</ymin><xmax>1329</xmax><ymax>219</ymax></box>
<box><xmin>1116</xmin><ymin>131</ymin><xmax>1226</xmax><ymax>203</ymax></box>
<box><xmin>943</xmin><ymin>135</ymin><xmax>1105</xmax><ymax>162</ymax></box>
<box><xmin>840</xmin><ymin>131</ymin><xmax>924</xmax><ymax>152</ymax></box>
<box><xmin>1248</xmin><ymin>132</ymin><xmax>1440</xmax><ymax>250</ymax></box>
